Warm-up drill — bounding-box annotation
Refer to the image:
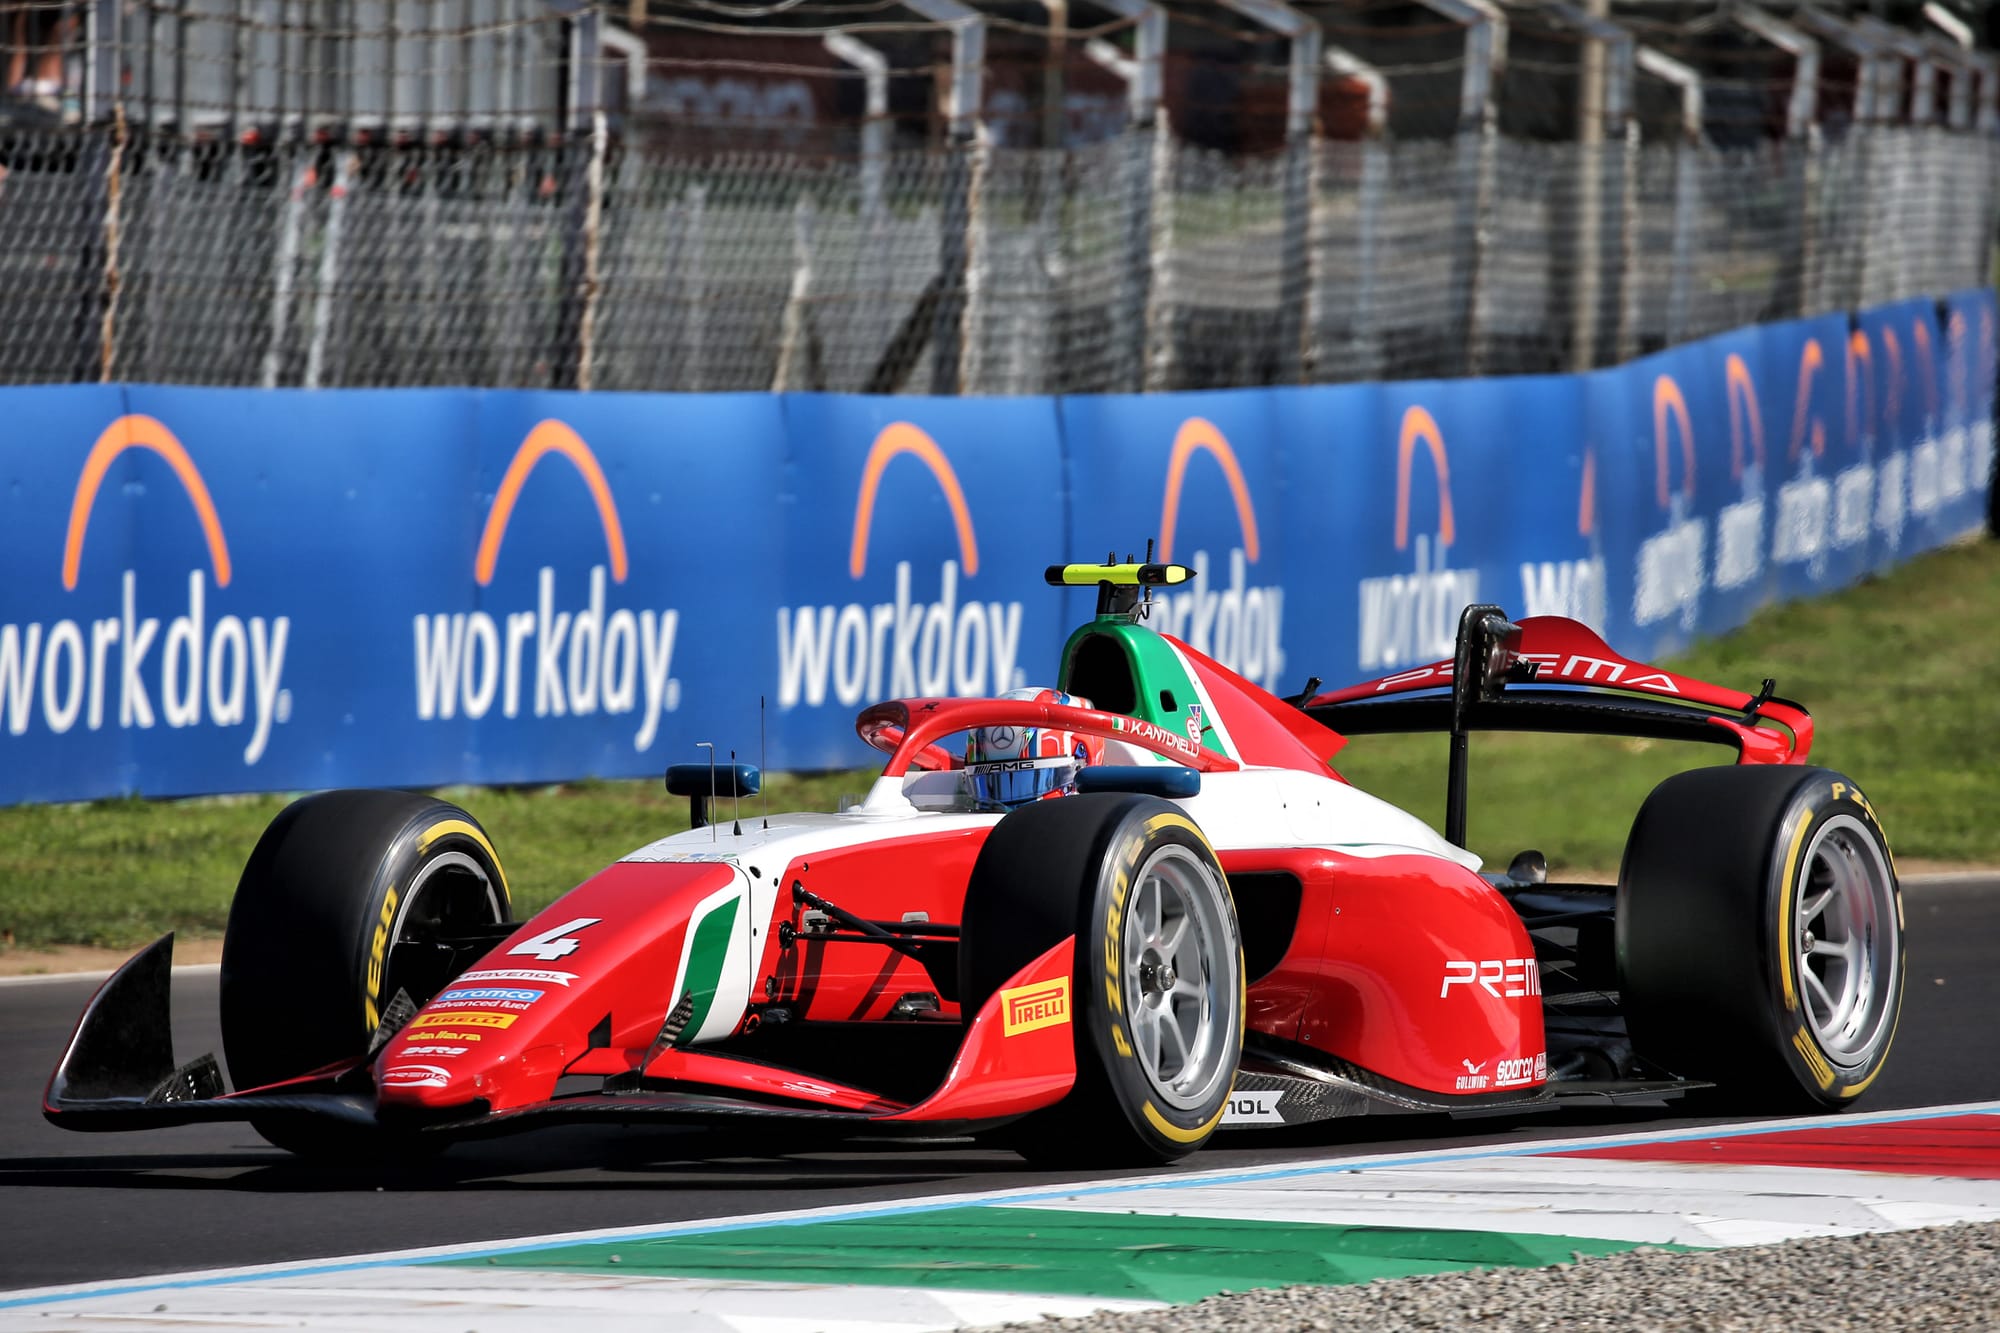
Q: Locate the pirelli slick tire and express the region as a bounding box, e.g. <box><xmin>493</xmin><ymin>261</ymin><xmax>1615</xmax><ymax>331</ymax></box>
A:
<box><xmin>1617</xmin><ymin>765</ymin><xmax>1904</xmax><ymax>1111</ymax></box>
<box><xmin>220</xmin><ymin>790</ymin><xmax>511</xmax><ymax>1158</ymax></box>
<box><xmin>960</xmin><ymin>793</ymin><xmax>1244</xmax><ymax>1166</ymax></box>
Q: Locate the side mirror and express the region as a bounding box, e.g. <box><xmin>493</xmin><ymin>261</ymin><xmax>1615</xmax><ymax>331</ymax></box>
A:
<box><xmin>665</xmin><ymin>763</ymin><xmax>761</xmax><ymax>829</ymax></box>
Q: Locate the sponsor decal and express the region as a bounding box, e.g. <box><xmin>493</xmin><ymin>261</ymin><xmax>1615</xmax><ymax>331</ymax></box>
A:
<box><xmin>1109</xmin><ymin>714</ymin><xmax>1206</xmax><ymax>761</ymax></box>
<box><xmin>1359</xmin><ymin>407</ymin><xmax>1477</xmax><ymax>671</ymax></box>
<box><xmin>1154</xmin><ymin>419</ymin><xmax>1286</xmax><ymax>690</ymax></box>
<box><xmin>411</xmin><ymin>422</ymin><xmax>681</xmax><ymax>751</ymax></box>
<box><xmin>397</xmin><ymin>1045</ymin><xmax>467</xmax><ymax>1057</ymax></box>
<box><xmin>1439</xmin><ymin>958</ymin><xmax>1543</xmax><ymax>1000</ymax></box>
<box><xmin>435</xmin><ymin>987</ymin><xmax>543</xmax><ymax>1006</ymax></box>
<box><xmin>1456</xmin><ymin>1058</ymin><xmax>1490</xmax><ymax>1091</ymax></box>
<box><xmin>777</xmin><ymin>423</ymin><xmax>1024</xmax><ymax>709</ymax></box>
<box><xmin>1</xmin><ymin>417</ymin><xmax>292</xmax><ymax>761</ymax></box>
<box><xmin>1375</xmin><ymin>653</ymin><xmax>1680</xmax><ymax>697</ymax></box>
<box><xmin>1001</xmin><ymin>975</ymin><xmax>1071</xmax><ymax>1036</ymax></box>
<box><xmin>363</xmin><ymin>887</ymin><xmax>400</xmax><ymax>1031</ymax></box>
<box><xmin>1184</xmin><ymin>703</ymin><xmax>1204</xmax><ymax>742</ymax></box>
<box><xmin>1222</xmin><ymin>1090</ymin><xmax>1285</xmax><ymax>1125</ymax></box>
<box><xmin>1495</xmin><ymin>1052</ymin><xmax>1547</xmax><ymax>1087</ymax></box>
<box><xmin>453</xmin><ymin>968</ymin><xmax>577</xmax><ymax>988</ymax></box>
<box><xmin>1633</xmin><ymin>375</ymin><xmax>1709</xmax><ymax>631</ymax></box>
<box><xmin>382</xmin><ymin>1064</ymin><xmax>452</xmax><ymax>1088</ymax></box>
<box><xmin>410</xmin><ymin>1030</ymin><xmax>484</xmax><ymax>1042</ymax></box>
<box><xmin>411</xmin><ymin>1011</ymin><xmax>517</xmax><ymax>1030</ymax></box>
<box><xmin>507</xmin><ymin>916</ymin><xmax>600</xmax><ymax>962</ymax></box>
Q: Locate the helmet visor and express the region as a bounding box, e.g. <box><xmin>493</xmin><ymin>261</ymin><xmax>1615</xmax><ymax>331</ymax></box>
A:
<box><xmin>963</xmin><ymin>757</ymin><xmax>1080</xmax><ymax>810</ymax></box>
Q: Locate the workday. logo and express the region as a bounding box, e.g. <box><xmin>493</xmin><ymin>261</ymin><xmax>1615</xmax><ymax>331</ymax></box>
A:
<box><xmin>1357</xmin><ymin>407</ymin><xmax>1478</xmax><ymax>671</ymax></box>
<box><xmin>1771</xmin><ymin>336</ymin><xmax>1875</xmax><ymax>578</ymax></box>
<box><xmin>1152</xmin><ymin>418</ymin><xmax>1285</xmax><ymax>691</ymax></box>
<box><xmin>1632</xmin><ymin>375</ymin><xmax>1707</xmax><ymax>631</ymax></box>
<box><xmin>776</xmin><ymin>423</ymin><xmax>1026</xmax><ymax>709</ymax></box>
<box><xmin>411</xmin><ymin>421</ymin><xmax>681</xmax><ymax>751</ymax></box>
<box><xmin>0</xmin><ymin>415</ymin><xmax>292</xmax><ymax>763</ymax></box>
<box><xmin>1517</xmin><ymin>449</ymin><xmax>1607</xmax><ymax>632</ymax></box>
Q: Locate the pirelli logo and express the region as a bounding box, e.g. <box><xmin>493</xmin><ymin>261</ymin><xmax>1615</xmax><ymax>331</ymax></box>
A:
<box><xmin>412</xmin><ymin>1011</ymin><xmax>517</xmax><ymax>1030</ymax></box>
<box><xmin>1000</xmin><ymin>977</ymin><xmax>1071</xmax><ymax>1037</ymax></box>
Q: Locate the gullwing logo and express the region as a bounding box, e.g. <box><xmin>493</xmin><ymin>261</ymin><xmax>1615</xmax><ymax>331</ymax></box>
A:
<box><xmin>1153</xmin><ymin>419</ymin><xmax>1286</xmax><ymax>691</ymax></box>
<box><xmin>410</xmin><ymin>422</ymin><xmax>681</xmax><ymax>751</ymax></box>
<box><xmin>1358</xmin><ymin>407</ymin><xmax>1477</xmax><ymax>671</ymax></box>
<box><xmin>0</xmin><ymin>416</ymin><xmax>291</xmax><ymax>763</ymax></box>
<box><xmin>776</xmin><ymin>423</ymin><xmax>1026</xmax><ymax>708</ymax></box>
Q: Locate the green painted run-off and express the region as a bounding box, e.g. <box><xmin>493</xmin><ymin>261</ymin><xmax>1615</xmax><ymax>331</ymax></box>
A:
<box><xmin>444</xmin><ymin>1205</ymin><xmax>1670</xmax><ymax>1303</ymax></box>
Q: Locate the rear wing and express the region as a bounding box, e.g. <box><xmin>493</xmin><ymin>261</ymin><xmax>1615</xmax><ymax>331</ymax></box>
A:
<box><xmin>1302</xmin><ymin>607</ymin><xmax>1812</xmax><ymax>848</ymax></box>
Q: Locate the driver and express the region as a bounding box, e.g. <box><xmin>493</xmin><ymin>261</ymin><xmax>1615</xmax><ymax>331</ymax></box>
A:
<box><xmin>962</xmin><ymin>687</ymin><xmax>1106</xmax><ymax>810</ymax></box>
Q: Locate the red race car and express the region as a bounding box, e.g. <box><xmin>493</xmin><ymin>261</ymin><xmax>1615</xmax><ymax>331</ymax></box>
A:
<box><xmin>46</xmin><ymin>559</ymin><xmax>1905</xmax><ymax>1163</ymax></box>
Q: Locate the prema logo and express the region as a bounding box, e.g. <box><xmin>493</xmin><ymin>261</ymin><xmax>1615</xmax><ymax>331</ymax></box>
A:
<box><xmin>0</xmin><ymin>416</ymin><xmax>292</xmax><ymax>763</ymax></box>
<box><xmin>777</xmin><ymin>423</ymin><xmax>1026</xmax><ymax>708</ymax></box>
<box><xmin>411</xmin><ymin>422</ymin><xmax>681</xmax><ymax>751</ymax></box>
<box><xmin>1358</xmin><ymin>407</ymin><xmax>1477</xmax><ymax>671</ymax></box>
<box><xmin>1153</xmin><ymin>419</ymin><xmax>1286</xmax><ymax>690</ymax></box>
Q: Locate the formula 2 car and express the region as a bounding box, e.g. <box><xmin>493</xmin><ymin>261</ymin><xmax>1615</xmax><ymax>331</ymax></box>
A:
<box><xmin>45</xmin><ymin>558</ymin><xmax>1905</xmax><ymax>1163</ymax></box>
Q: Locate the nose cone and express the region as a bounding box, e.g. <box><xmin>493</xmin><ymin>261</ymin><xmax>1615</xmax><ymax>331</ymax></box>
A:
<box><xmin>376</xmin><ymin>860</ymin><xmax>747</xmax><ymax>1113</ymax></box>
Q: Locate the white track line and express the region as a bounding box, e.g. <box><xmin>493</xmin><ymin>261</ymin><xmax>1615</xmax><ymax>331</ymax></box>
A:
<box><xmin>4</xmin><ymin>1099</ymin><xmax>1997</xmax><ymax>1310</ymax></box>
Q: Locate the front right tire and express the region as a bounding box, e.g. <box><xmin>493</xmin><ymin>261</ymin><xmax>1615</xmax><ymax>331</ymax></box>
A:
<box><xmin>959</xmin><ymin>793</ymin><xmax>1244</xmax><ymax>1165</ymax></box>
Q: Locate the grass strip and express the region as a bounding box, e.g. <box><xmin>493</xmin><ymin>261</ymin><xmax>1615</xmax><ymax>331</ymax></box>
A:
<box><xmin>1</xmin><ymin>540</ymin><xmax>1993</xmax><ymax>953</ymax></box>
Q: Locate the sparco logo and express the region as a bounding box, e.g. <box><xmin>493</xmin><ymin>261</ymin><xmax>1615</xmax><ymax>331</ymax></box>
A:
<box><xmin>777</xmin><ymin>424</ymin><xmax>1025</xmax><ymax>708</ymax></box>
<box><xmin>1</xmin><ymin>416</ymin><xmax>292</xmax><ymax>763</ymax></box>
<box><xmin>411</xmin><ymin>422</ymin><xmax>681</xmax><ymax>751</ymax></box>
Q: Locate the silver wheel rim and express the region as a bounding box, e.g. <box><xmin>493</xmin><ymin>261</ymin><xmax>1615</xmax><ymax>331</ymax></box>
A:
<box><xmin>1120</xmin><ymin>843</ymin><xmax>1236</xmax><ymax>1111</ymax></box>
<box><xmin>1793</xmin><ymin>813</ymin><xmax>1898</xmax><ymax>1067</ymax></box>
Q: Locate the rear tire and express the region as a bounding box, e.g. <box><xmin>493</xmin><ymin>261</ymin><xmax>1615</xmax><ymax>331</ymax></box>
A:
<box><xmin>1617</xmin><ymin>765</ymin><xmax>1903</xmax><ymax>1110</ymax></box>
<box><xmin>220</xmin><ymin>790</ymin><xmax>511</xmax><ymax>1157</ymax></box>
<box><xmin>959</xmin><ymin>793</ymin><xmax>1243</xmax><ymax>1165</ymax></box>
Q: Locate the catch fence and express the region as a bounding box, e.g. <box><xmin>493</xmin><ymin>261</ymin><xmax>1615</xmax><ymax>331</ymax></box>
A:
<box><xmin>1</xmin><ymin>1</ymin><xmax>1996</xmax><ymax>394</ymax></box>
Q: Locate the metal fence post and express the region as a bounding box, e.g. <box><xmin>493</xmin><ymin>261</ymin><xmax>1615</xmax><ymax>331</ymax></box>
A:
<box><xmin>1418</xmin><ymin>0</ymin><xmax>1504</xmax><ymax>379</ymax></box>
<box><xmin>1637</xmin><ymin>48</ymin><xmax>1702</xmax><ymax>352</ymax></box>
<box><xmin>97</xmin><ymin>106</ymin><xmax>128</xmax><ymax>382</ymax></box>
<box><xmin>825</xmin><ymin>31</ymin><xmax>893</xmax><ymax>391</ymax></box>
<box><xmin>772</xmin><ymin>194</ymin><xmax>818</xmax><ymax>392</ymax></box>
<box><xmin>1086</xmin><ymin>0</ymin><xmax>1164</xmax><ymax>393</ymax></box>
<box><xmin>577</xmin><ymin>108</ymin><xmax>608</xmax><ymax>391</ymax></box>
<box><xmin>1737</xmin><ymin>8</ymin><xmax>1820</xmax><ymax>316</ymax></box>
<box><xmin>306</xmin><ymin>152</ymin><xmax>358</xmax><ymax>389</ymax></box>
<box><xmin>684</xmin><ymin>183</ymin><xmax>708</xmax><ymax>392</ymax></box>
<box><xmin>1325</xmin><ymin>44</ymin><xmax>1388</xmax><ymax>381</ymax></box>
<box><xmin>903</xmin><ymin>0</ymin><xmax>985</xmax><ymax>395</ymax></box>
<box><xmin>1144</xmin><ymin>107</ymin><xmax>1178</xmax><ymax>392</ymax></box>
<box><xmin>1547</xmin><ymin>4</ymin><xmax>1632</xmax><ymax>373</ymax></box>
<box><xmin>1219</xmin><ymin>1</ymin><xmax>1319</xmax><ymax>384</ymax></box>
<box><xmin>87</xmin><ymin>0</ymin><xmax>121</xmax><ymax>126</ymax></box>
<box><xmin>262</xmin><ymin>155</ymin><xmax>315</xmax><ymax>387</ymax></box>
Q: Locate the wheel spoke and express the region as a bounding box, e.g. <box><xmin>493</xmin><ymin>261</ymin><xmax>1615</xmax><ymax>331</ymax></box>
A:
<box><xmin>1809</xmin><ymin>935</ymin><xmax>1848</xmax><ymax>958</ymax></box>
<box><xmin>1798</xmin><ymin>884</ymin><xmax>1837</xmax><ymax>926</ymax></box>
<box><xmin>1159</xmin><ymin>911</ymin><xmax>1190</xmax><ymax>963</ymax></box>
<box><xmin>1801</xmin><ymin>964</ymin><xmax>1839</xmax><ymax>1024</ymax></box>
<box><xmin>1156</xmin><ymin>1006</ymin><xmax>1191</xmax><ymax>1076</ymax></box>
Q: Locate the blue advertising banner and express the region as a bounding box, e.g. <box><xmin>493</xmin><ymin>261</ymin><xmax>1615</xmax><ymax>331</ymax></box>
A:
<box><xmin>2</xmin><ymin>289</ymin><xmax>1992</xmax><ymax>804</ymax></box>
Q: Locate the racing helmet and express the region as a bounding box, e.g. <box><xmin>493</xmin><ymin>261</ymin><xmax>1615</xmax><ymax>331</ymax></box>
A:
<box><xmin>962</xmin><ymin>687</ymin><xmax>1106</xmax><ymax>810</ymax></box>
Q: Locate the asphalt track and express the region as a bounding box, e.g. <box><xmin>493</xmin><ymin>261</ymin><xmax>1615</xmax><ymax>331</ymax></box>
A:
<box><xmin>1</xmin><ymin>875</ymin><xmax>1994</xmax><ymax>1295</ymax></box>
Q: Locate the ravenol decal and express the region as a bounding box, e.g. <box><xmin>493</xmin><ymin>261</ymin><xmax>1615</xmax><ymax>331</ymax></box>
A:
<box><xmin>1001</xmin><ymin>976</ymin><xmax>1071</xmax><ymax>1036</ymax></box>
<box><xmin>777</xmin><ymin>423</ymin><xmax>1025</xmax><ymax>709</ymax></box>
<box><xmin>1359</xmin><ymin>407</ymin><xmax>1477</xmax><ymax>671</ymax></box>
<box><xmin>1154</xmin><ymin>418</ymin><xmax>1286</xmax><ymax>691</ymax></box>
<box><xmin>1</xmin><ymin>416</ymin><xmax>292</xmax><ymax>763</ymax></box>
<box><xmin>411</xmin><ymin>421</ymin><xmax>681</xmax><ymax>751</ymax></box>
<box><xmin>1633</xmin><ymin>374</ymin><xmax>1706</xmax><ymax>630</ymax></box>
<box><xmin>1519</xmin><ymin>448</ymin><xmax>1607</xmax><ymax>631</ymax></box>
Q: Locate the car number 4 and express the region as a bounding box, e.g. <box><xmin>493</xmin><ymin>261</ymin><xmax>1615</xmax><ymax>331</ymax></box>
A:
<box><xmin>508</xmin><ymin>917</ymin><xmax>601</xmax><ymax>962</ymax></box>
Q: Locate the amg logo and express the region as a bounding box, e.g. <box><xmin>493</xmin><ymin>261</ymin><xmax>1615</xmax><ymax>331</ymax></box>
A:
<box><xmin>1000</xmin><ymin>977</ymin><xmax>1071</xmax><ymax>1037</ymax></box>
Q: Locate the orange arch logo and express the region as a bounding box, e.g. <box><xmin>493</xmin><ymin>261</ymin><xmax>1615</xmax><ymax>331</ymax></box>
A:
<box><xmin>63</xmin><ymin>415</ymin><xmax>232</xmax><ymax>591</ymax></box>
<box><xmin>474</xmin><ymin>421</ymin><xmax>629</xmax><ymax>587</ymax></box>
<box><xmin>1912</xmin><ymin>319</ymin><xmax>1939</xmax><ymax>419</ymax></box>
<box><xmin>1653</xmin><ymin>375</ymin><xmax>1697</xmax><ymax>510</ymax></box>
<box><xmin>1158</xmin><ymin>418</ymin><xmax>1261</xmax><ymax>564</ymax></box>
<box><xmin>1847</xmin><ymin>330</ymin><xmax>1874</xmax><ymax>447</ymax></box>
<box><xmin>1394</xmin><ymin>406</ymin><xmax>1455</xmax><ymax>551</ymax></box>
<box><xmin>1883</xmin><ymin>328</ymin><xmax>1905</xmax><ymax>424</ymax></box>
<box><xmin>1784</xmin><ymin>339</ymin><xmax>1826</xmax><ymax>462</ymax></box>
<box><xmin>849</xmin><ymin>423</ymin><xmax>979</xmax><ymax>580</ymax></box>
<box><xmin>1722</xmin><ymin>355</ymin><xmax>1766</xmax><ymax>478</ymax></box>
